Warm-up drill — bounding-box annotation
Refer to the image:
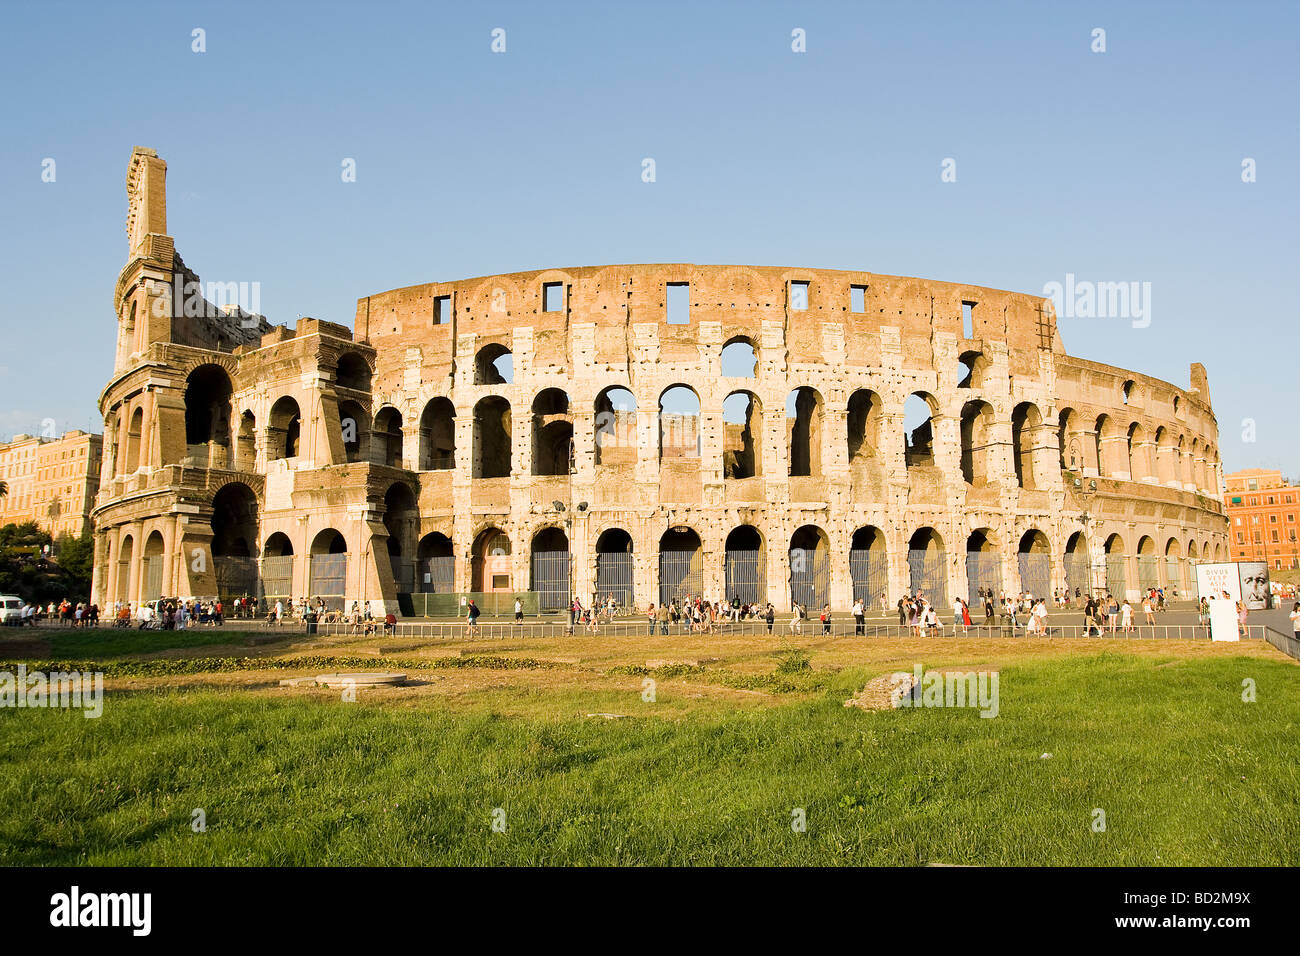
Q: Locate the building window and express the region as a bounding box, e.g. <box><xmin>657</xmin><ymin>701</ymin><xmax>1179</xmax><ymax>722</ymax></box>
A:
<box><xmin>434</xmin><ymin>295</ymin><xmax>452</xmax><ymax>324</ymax></box>
<box><xmin>666</xmin><ymin>282</ymin><xmax>690</xmax><ymax>324</ymax></box>
<box><xmin>962</xmin><ymin>301</ymin><xmax>975</xmax><ymax>338</ymax></box>
<box><xmin>542</xmin><ymin>282</ymin><xmax>564</xmax><ymax>313</ymax></box>
<box><xmin>789</xmin><ymin>281</ymin><xmax>809</xmax><ymax>311</ymax></box>
<box><xmin>850</xmin><ymin>285</ymin><xmax>866</xmax><ymax>313</ymax></box>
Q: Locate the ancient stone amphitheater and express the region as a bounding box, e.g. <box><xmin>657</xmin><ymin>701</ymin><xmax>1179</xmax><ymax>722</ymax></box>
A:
<box><xmin>91</xmin><ymin>149</ymin><xmax>1230</xmax><ymax>615</ymax></box>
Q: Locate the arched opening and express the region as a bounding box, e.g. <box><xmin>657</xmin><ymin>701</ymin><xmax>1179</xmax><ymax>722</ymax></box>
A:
<box><xmin>1094</xmin><ymin>414</ymin><xmax>1113</xmax><ymax>478</ymax></box>
<box><xmin>1153</xmin><ymin>426</ymin><xmax>1175</xmax><ymax>484</ymax></box>
<box><xmin>211</xmin><ymin>483</ymin><xmax>259</xmax><ymax>600</ymax></box>
<box><xmin>957</xmin><ymin>350</ymin><xmax>987</xmax><ymax>389</ymax></box>
<box><xmin>595</xmin><ymin>528</ymin><xmax>634</xmax><ymax>608</ymax></box>
<box><xmin>658</xmin><ymin>527</ymin><xmax>703</xmax><ymax>606</ymax></box>
<box><xmin>908</xmin><ymin>527</ymin><xmax>947</xmax><ymax>605</ymax></box>
<box><xmin>1104</xmin><ymin>533</ymin><xmax>1127</xmax><ymax>597</ymax></box>
<box><xmin>1018</xmin><ymin>529</ymin><xmax>1051</xmax><ymax>598</ymax></box>
<box><xmin>474</xmin><ymin>343</ymin><xmax>513</xmax><ymax>385</ymax></box>
<box><xmin>116</xmin><ymin>534</ymin><xmax>134</xmax><ymax>603</ymax></box>
<box><xmin>723</xmin><ymin>391</ymin><xmax>762</xmax><ymax>479</ymax></box>
<box><xmin>236</xmin><ymin>410</ymin><xmax>256</xmax><ymax>469</ymax></box>
<box><xmin>659</xmin><ymin>385</ymin><xmax>700</xmax><ymax>460</ymax></box>
<box><xmin>594</xmin><ymin>386</ymin><xmax>637</xmax><ymax>466</ymax></box>
<box><xmin>847</xmin><ymin>389</ymin><xmax>882</xmax><ymax>464</ymax></box>
<box><xmin>125</xmin><ymin>407</ymin><xmax>144</xmax><ymax>472</ymax></box>
<box><xmin>184</xmin><ymin>364</ymin><xmax>233</xmax><ymax>466</ymax></box>
<box><xmin>1136</xmin><ymin>535</ymin><xmax>1158</xmax><ymax>591</ymax></box>
<box><xmin>1121</xmin><ymin>379</ymin><xmax>1136</xmax><ymax>406</ymax></box>
<box><xmin>1011</xmin><ymin>402</ymin><xmax>1042</xmax><ymax>489</ymax></box>
<box><xmin>960</xmin><ymin>400</ymin><xmax>995</xmax><ymax>486</ymax></box>
<box><xmin>531</xmin><ymin>388</ymin><xmax>573</xmax><ymax>476</ymax></box>
<box><xmin>373</xmin><ymin>407</ymin><xmax>404</xmax><ymax>468</ymax></box>
<box><xmin>903</xmin><ymin>393</ymin><xmax>936</xmax><ymax>467</ymax></box>
<box><xmin>338</xmin><ymin>399</ymin><xmax>370</xmax><ymax>463</ymax></box>
<box><xmin>471</xmin><ymin>527</ymin><xmax>512</xmax><ymax>593</ymax></box>
<box><xmin>142</xmin><ymin>530</ymin><xmax>166</xmax><ymax>602</ymax></box>
<box><xmin>530</xmin><ymin>527</ymin><xmax>571</xmax><ymax>610</ymax></box>
<box><xmin>786</xmin><ymin>387</ymin><xmax>823</xmax><ymax>477</ymax></box>
<box><xmin>1064</xmin><ymin>531</ymin><xmax>1090</xmax><ymax>596</ymax></box>
<box><xmin>724</xmin><ymin>525</ymin><xmax>765</xmax><ymax>604</ymax></box>
<box><xmin>1127</xmin><ymin>422</ymin><xmax>1148</xmax><ymax>481</ymax></box>
<box><xmin>416</xmin><ymin>532</ymin><xmax>455</xmax><ymax>593</ymax></box>
<box><xmin>309</xmin><ymin>529</ymin><xmax>348</xmax><ymax>609</ymax></box>
<box><xmin>473</xmin><ymin>396</ymin><xmax>512</xmax><ymax>479</ymax></box>
<box><xmin>336</xmin><ymin>353</ymin><xmax>371</xmax><ymax>391</ymax></box>
<box><xmin>789</xmin><ymin>524</ymin><xmax>829</xmax><ymax>610</ymax></box>
<box><xmin>419</xmin><ymin>397</ymin><xmax>456</xmax><ymax>470</ymax></box>
<box><xmin>966</xmin><ymin>529</ymin><xmax>1001</xmax><ymax>604</ymax></box>
<box><xmin>1058</xmin><ymin>408</ymin><xmax>1079</xmax><ymax>472</ymax></box>
<box><xmin>720</xmin><ymin>336</ymin><xmax>758</xmax><ymax>378</ymax></box>
<box><xmin>1164</xmin><ymin>538</ymin><xmax>1182</xmax><ymax>590</ymax></box>
<box><xmin>268</xmin><ymin>397</ymin><xmax>301</xmax><ymax>460</ymax></box>
<box><xmin>383</xmin><ymin>482</ymin><xmax>418</xmax><ymax>592</ymax></box>
<box><xmin>261</xmin><ymin>532</ymin><xmax>295</xmax><ymax>604</ymax></box>
<box><xmin>849</xmin><ymin>526</ymin><xmax>888</xmax><ymax>605</ymax></box>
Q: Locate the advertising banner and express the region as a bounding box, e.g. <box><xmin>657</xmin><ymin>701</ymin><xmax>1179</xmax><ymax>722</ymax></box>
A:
<box><xmin>1238</xmin><ymin>562</ymin><xmax>1271</xmax><ymax>610</ymax></box>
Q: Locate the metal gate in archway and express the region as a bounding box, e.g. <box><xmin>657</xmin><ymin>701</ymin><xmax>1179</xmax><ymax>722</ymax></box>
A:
<box><xmin>1164</xmin><ymin>556</ymin><xmax>1179</xmax><ymax>591</ymax></box>
<box><xmin>659</xmin><ymin>549</ymin><xmax>703</xmax><ymax>607</ymax></box>
<box><xmin>966</xmin><ymin>552</ymin><xmax>1002</xmax><ymax>604</ymax></box>
<box><xmin>309</xmin><ymin>554</ymin><xmax>348</xmax><ymax>609</ymax></box>
<box><xmin>1065</xmin><ymin>551</ymin><xmax>1091</xmax><ymax>595</ymax></box>
<box><xmin>724</xmin><ymin>550</ymin><xmax>765</xmax><ymax>605</ymax></box>
<box><xmin>1018</xmin><ymin>553</ymin><xmax>1051</xmax><ymax>599</ymax></box>
<box><xmin>1137</xmin><ymin>556</ymin><xmax>1159</xmax><ymax>591</ymax></box>
<box><xmin>595</xmin><ymin>551</ymin><xmax>634</xmax><ymax>608</ymax></box>
<box><xmin>261</xmin><ymin>555</ymin><xmax>294</xmax><ymax>602</ymax></box>
<box><xmin>908</xmin><ymin>549</ymin><xmax>948</xmax><ymax>606</ymax></box>
<box><xmin>1105</xmin><ymin>555</ymin><xmax>1127</xmax><ymax>597</ymax></box>
<box><xmin>214</xmin><ymin>556</ymin><xmax>259</xmax><ymax>602</ymax></box>
<box><xmin>530</xmin><ymin>550</ymin><xmax>571</xmax><ymax>611</ymax></box>
<box><xmin>420</xmin><ymin>556</ymin><xmax>455</xmax><ymax>593</ymax></box>
<box><xmin>849</xmin><ymin>549</ymin><xmax>889</xmax><ymax>605</ymax></box>
<box><xmin>789</xmin><ymin>549</ymin><xmax>829</xmax><ymax>610</ymax></box>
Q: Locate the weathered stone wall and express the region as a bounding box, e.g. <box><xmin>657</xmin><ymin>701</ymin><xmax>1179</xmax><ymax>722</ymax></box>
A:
<box><xmin>91</xmin><ymin>149</ymin><xmax>1230</xmax><ymax>614</ymax></box>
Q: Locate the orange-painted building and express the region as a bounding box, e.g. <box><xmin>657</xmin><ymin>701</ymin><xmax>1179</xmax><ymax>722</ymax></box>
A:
<box><xmin>1224</xmin><ymin>469</ymin><xmax>1300</xmax><ymax>570</ymax></box>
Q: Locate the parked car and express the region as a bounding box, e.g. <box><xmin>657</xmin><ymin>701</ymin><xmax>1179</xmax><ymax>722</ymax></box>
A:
<box><xmin>0</xmin><ymin>595</ymin><xmax>25</xmax><ymax>626</ymax></box>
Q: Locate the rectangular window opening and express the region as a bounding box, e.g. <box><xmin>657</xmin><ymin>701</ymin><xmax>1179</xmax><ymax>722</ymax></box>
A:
<box><xmin>434</xmin><ymin>295</ymin><xmax>452</xmax><ymax>325</ymax></box>
<box><xmin>789</xmin><ymin>281</ymin><xmax>809</xmax><ymax>311</ymax></box>
<box><xmin>666</xmin><ymin>282</ymin><xmax>690</xmax><ymax>324</ymax></box>
<box><xmin>962</xmin><ymin>301</ymin><xmax>976</xmax><ymax>339</ymax></box>
<box><xmin>542</xmin><ymin>282</ymin><xmax>564</xmax><ymax>313</ymax></box>
<box><xmin>850</xmin><ymin>285</ymin><xmax>866</xmax><ymax>313</ymax></box>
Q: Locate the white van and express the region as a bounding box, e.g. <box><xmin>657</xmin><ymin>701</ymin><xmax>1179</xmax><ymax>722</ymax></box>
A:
<box><xmin>0</xmin><ymin>595</ymin><xmax>24</xmax><ymax>626</ymax></box>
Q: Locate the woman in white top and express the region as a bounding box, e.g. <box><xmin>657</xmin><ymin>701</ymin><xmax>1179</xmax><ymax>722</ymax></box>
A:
<box><xmin>1120</xmin><ymin>600</ymin><xmax>1133</xmax><ymax>634</ymax></box>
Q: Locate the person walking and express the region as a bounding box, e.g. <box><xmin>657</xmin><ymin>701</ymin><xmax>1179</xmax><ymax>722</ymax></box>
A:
<box><xmin>1120</xmin><ymin>600</ymin><xmax>1133</xmax><ymax>634</ymax></box>
<box><xmin>465</xmin><ymin>598</ymin><xmax>480</xmax><ymax>631</ymax></box>
<box><xmin>960</xmin><ymin>597</ymin><xmax>972</xmax><ymax>634</ymax></box>
<box><xmin>852</xmin><ymin>597</ymin><xmax>865</xmax><ymax>636</ymax></box>
<box><xmin>765</xmin><ymin>603</ymin><xmax>775</xmax><ymax>634</ymax></box>
<box><xmin>514</xmin><ymin>597</ymin><xmax>523</xmax><ymax>624</ymax></box>
<box><xmin>1289</xmin><ymin>602</ymin><xmax>1300</xmax><ymax>642</ymax></box>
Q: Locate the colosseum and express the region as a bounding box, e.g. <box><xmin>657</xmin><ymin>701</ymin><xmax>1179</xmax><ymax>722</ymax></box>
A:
<box><xmin>90</xmin><ymin>148</ymin><xmax>1231</xmax><ymax>617</ymax></box>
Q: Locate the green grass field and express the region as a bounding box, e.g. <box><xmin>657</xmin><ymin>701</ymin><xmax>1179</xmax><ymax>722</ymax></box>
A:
<box><xmin>1</xmin><ymin>643</ymin><xmax>1296</xmax><ymax>866</ymax></box>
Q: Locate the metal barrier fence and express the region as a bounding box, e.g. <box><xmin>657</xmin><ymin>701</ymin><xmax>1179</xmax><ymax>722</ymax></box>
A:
<box><xmin>1018</xmin><ymin>553</ymin><xmax>1050</xmax><ymax>599</ymax></box>
<box><xmin>849</xmin><ymin>549</ymin><xmax>888</xmax><ymax>605</ymax></box>
<box><xmin>308</xmin><ymin>554</ymin><xmax>347</xmax><ymax>610</ymax></box>
<box><xmin>313</xmin><ymin>619</ymin><xmax>1276</xmax><ymax>641</ymax></box>
<box><xmin>261</xmin><ymin>555</ymin><xmax>294</xmax><ymax>602</ymax></box>
<box><xmin>595</xmin><ymin>551</ymin><xmax>635</xmax><ymax>608</ymax></box>
<box><xmin>965</xmin><ymin>552</ymin><xmax>1001</xmax><ymax>605</ymax></box>
<box><xmin>401</xmin><ymin>591</ymin><xmax>538</xmax><ymax>617</ymax></box>
<box><xmin>724</xmin><ymin>549</ymin><xmax>764</xmax><ymax>605</ymax></box>
<box><xmin>1105</xmin><ymin>555</ymin><xmax>1126</xmax><ymax>596</ymax></box>
<box><xmin>529</xmin><ymin>550</ymin><xmax>571</xmax><ymax>610</ymax></box>
<box><xmin>788</xmin><ymin>549</ymin><xmax>829</xmax><ymax>610</ymax></box>
<box><xmin>659</xmin><ymin>549</ymin><xmax>703</xmax><ymax>607</ymax></box>
<box><xmin>214</xmin><ymin>556</ymin><xmax>259</xmax><ymax>602</ymax></box>
<box><xmin>908</xmin><ymin>550</ymin><xmax>948</xmax><ymax>606</ymax></box>
<box><xmin>1065</xmin><ymin>552</ymin><xmax>1090</xmax><ymax>594</ymax></box>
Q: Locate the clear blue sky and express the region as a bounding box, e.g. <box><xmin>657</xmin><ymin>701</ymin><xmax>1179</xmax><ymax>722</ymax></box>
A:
<box><xmin>1</xmin><ymin>0</ymin><xmax>1295</xmax><ymax>476</ymax></box>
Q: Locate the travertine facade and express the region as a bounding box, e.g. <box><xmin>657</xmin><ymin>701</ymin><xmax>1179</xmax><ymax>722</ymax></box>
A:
<box><xmin>91</xmin><ymin>148</ymin><xmax>1230</xmax><ymax>613</ymax></box>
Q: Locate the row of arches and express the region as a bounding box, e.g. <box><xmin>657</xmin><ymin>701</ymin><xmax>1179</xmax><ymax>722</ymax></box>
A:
<box><xmin>1058</xmin><ymin>409</ymin><xmax>1220</xmax><ymax>488</ymax></box>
